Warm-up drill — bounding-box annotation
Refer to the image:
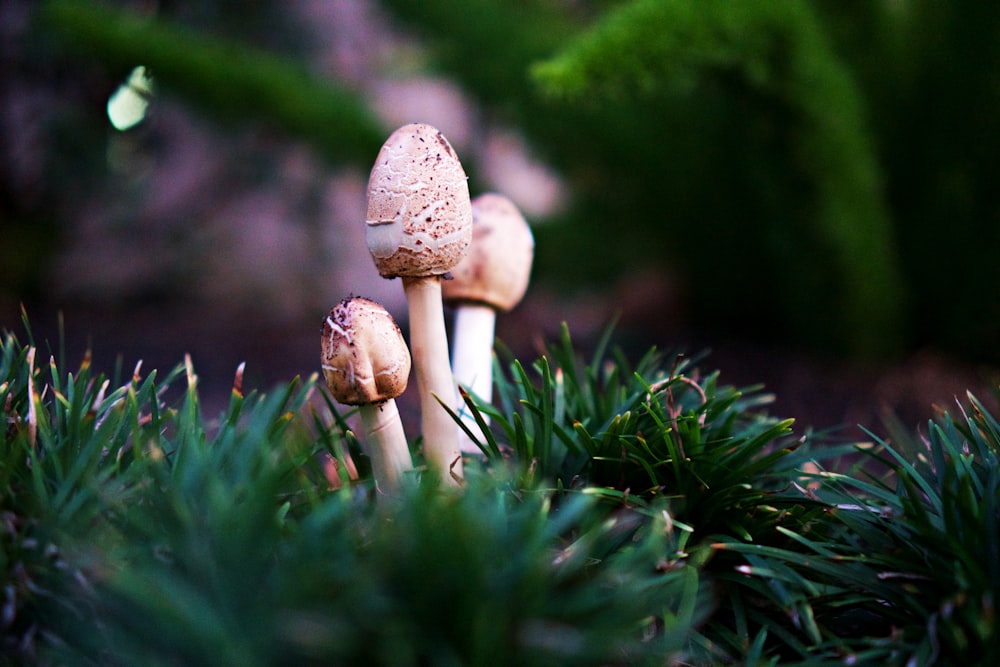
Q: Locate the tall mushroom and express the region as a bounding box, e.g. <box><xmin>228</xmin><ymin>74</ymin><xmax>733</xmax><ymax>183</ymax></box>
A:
<box><xmin>366</xmin><ymin>123</ymin><xmax>472</xmax><ymax>484</ymax></box>
<box><xmin>321</xmin><ymin>296</ymin><xmax>413</xmax><ymax>496</ymax></box>
<box><xmin>442</xmin><ymin>193</ymin><xmax>534</xmax><ymax>453</ymax></box>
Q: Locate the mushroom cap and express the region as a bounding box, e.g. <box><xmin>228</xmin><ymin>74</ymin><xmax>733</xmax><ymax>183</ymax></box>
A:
<box><xmin>366</xmin><ymin>123</ymin><xmax>473</xmax><ymax>278</ymax></box>
<box><xmin>441</xmin><ymin>193</ymin><xmax>535</xmax><ymax>312</ymax></box>
<box><xmin>321</xmin><ymin>296</ymin><xmax>411</xmax><ymax>405</ymax></box>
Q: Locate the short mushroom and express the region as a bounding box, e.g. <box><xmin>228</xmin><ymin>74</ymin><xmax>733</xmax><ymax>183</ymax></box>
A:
<box><xmin>321</xmin><ymin>296</ymin><xmax>413</xmax><ymax>496</ymax></box>
<box><xmin>366</xmin><ymin>123</ymin><xmax>473</xmax><ymax>484</ymax></box>
<box><xmin>442</xmin><ymin>193</ymin><xmax>534</xmax><ymax>453</ymax></box>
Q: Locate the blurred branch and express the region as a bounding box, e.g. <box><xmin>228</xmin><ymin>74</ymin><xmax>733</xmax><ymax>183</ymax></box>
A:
<box><xmin>40</xmin><ymin>0</ymin><xmax>386</xmax><ymax>166</ymax></box>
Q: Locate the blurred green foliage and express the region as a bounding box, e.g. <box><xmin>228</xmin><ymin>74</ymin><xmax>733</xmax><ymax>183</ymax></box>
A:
<box><xmin>19</xmin><ymin>0</ymin><xmax>1000</xmax><ymax>361</ymax></box>
<box><xmin>531</xmin><ymin>0</ymin><xmax>903</xmax><ymax>358</ymax></box>
<box><xmin>371</xmin><ymin>0</ymin><xmax>1000</xmax><ymax>361</ymax></box>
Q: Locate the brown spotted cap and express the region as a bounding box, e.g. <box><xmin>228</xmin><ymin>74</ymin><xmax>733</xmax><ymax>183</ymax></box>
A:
<box><xmin>366</xmin><ymin>123</ymin><xmax>473</xmax><ymax>278</ymax></box>
<box><xmin>321</xmin><ymin>297</ymin><xmax>411</xmax><ymax>405</ymax></box>
<box><xmin>441</xmin><ymin>193</ymin><xmax>534</xmax><ymax>312</ymax></box>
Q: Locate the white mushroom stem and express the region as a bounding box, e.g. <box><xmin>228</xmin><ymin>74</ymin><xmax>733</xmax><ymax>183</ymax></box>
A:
<box><xmin>403</xmin><ymin>276</ymin><xmax>463</xmax><ymax>484</ymax></box>
<box><xmin>441</xmin><ymin>193</ymin><xmax>534</xmax><ymax>454</ymax></box>
<box><xmin>358</xmin><ymin>399</ymin><xmax>411</xmax><ymax>496</ymax></box>
<box><xmin>364</xmin><ymin>123</ymin><xmax>472</xmax><ymax>485</ymax></box>
<box><xmin>451</xmin><ymin>303</ymin><xmax>497</xmax><ymax>452</ymax></box>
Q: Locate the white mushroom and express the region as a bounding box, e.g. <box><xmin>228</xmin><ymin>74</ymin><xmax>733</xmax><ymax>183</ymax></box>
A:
<box><xmin>321</xmin><ymin>296</ymin><xmax>413</xmax><ymax>496</ymax></box>
<box><xmin>366</xmin><ymin>123</ymin><xmax>473</xmax><ymax>485</ymax></box>
<box><xmin>442</xmin><ymin>193</ymin><xmax>534</xmax><ymax>453</ymax></box>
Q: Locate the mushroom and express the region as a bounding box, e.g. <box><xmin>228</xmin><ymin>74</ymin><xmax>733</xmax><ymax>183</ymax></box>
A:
<box><xmin>366</xmin><ymin>123</ymin><xmax>473</xmax><ymax>484</ymax></box>
<box><xmin>321</xmin><ymin>296</ymin><xmax>413</xmax><ymax>496</ymax></box>
<box><xmin>442</xmin><ymin>193</ymin><xmax>534</xmax><ymax>453</ymax></box>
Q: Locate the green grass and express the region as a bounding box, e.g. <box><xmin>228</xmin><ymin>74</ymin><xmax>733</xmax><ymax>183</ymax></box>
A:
<box><xmin>3</xmin><ymin>316</ymin><xmax>1000</xmax><ymax>665</ymax></box>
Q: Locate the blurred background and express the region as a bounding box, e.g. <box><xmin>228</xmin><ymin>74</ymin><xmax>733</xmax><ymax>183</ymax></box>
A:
<box><xmin>2</xmin><ymin>0</ymin><xmax>998</xmax><ymax>433</ymax></box>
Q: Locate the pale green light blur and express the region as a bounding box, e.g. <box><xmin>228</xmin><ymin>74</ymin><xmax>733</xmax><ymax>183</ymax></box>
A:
<box><xmin>107</xmin><ymin>66</ymin><xmax>154</xmax><ymax>131</ymax></box>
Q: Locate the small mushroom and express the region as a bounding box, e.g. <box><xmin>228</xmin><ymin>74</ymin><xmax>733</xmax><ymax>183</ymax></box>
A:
<box><xmin>366</xmin><ymin>123</ymin><xmax>473</xmax><ymax>484</ymax></box>
<box><xmin>442</xmin><ymin>193</ymin><xmax>534</xmax><ymax>453</ymax></box>
<box><xmin>321</xmin><ymin>296</ymin><xmax>413</xmax><ymax>496</ymax></box>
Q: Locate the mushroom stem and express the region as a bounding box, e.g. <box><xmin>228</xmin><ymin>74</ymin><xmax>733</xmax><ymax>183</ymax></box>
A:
<box><xmin>358</xmin><ymin>399</ymin><xmax>411</xmax><ymax>495</ymax></box>
<box><xmin>451</xmin><ymin>303</ymin><xmax>497</xmax><ymax>453</ymax></box>
<box><xmin>403</xmin><ymin>276</ymin><xmax>463</xmax><ymax>484</ymax></box>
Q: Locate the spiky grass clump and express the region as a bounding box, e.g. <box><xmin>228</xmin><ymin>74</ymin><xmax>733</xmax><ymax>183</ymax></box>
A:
<box><xmin>455</xmin><ymin>324</ymin><xmax>847</xmax><ymax>661</ymax></box>
<box><xmin>64</xmin><ymin>462</ymin><xmax>699</xmax><ymax>666</ymax></box>
<box><xmin>1</xmin><ymin>326</ymin><xmax>702</xmax><ymax>666</ymax></box>
<box><xmin>707</xmin><ymin>393</ymin><xmax>1000</xmax><ymax>665</ymax></box>
<box><xmin>794</xmin><ymin>396</ymin><xmax>1000</xmax><ymax>664</ymax></box>
<box><xmin>5</xmin><ymin>319</ymin><xmax>1000</xmax><ymax>665</ymax></box>
<box><xmin>1</xmin><ymin>329</ymin><xmax>183</xmax><ymax>662</ymax></box>
<box><xmin>456</xmin><ymin>325</ymin><xmax>1000</xmax><ymax>664</ymax></box>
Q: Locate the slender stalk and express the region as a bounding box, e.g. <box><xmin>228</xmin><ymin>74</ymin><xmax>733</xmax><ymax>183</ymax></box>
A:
<box><xmin>358</xmin><ymin>399</ymin><xmax>411</xmax><ymax>496</ymax></box>
<box><xmin>451</xmin><ymin>303</ymin><xmax>497</xmax><ymax>453</ymax></box>
<box><xmin>403</xmin><ymin>276</ymin><xmax>463</xmax><ymax>484</ymax></box>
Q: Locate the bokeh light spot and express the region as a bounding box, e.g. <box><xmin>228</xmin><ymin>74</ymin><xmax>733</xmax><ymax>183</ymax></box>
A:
<box><xmin>107</xmin><ymin>66</ymin><xmax>154</xmax><ymax>131</ymax></box>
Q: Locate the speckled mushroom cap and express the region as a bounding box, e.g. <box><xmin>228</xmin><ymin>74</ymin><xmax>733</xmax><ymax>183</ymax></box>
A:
<box><xmin>441</xmin><ymin>193</ymin><xmax>534</xmax><ymax>312</ymax></box>
<box><xmin>366</xmin><ymin>123</ymin><xmax>473</xmax><ymax>278</ymax></box>
<box><xmin>321</xmin><ymin>297</ymin><xmax>411</xmax><ymax>405</ymax></box>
